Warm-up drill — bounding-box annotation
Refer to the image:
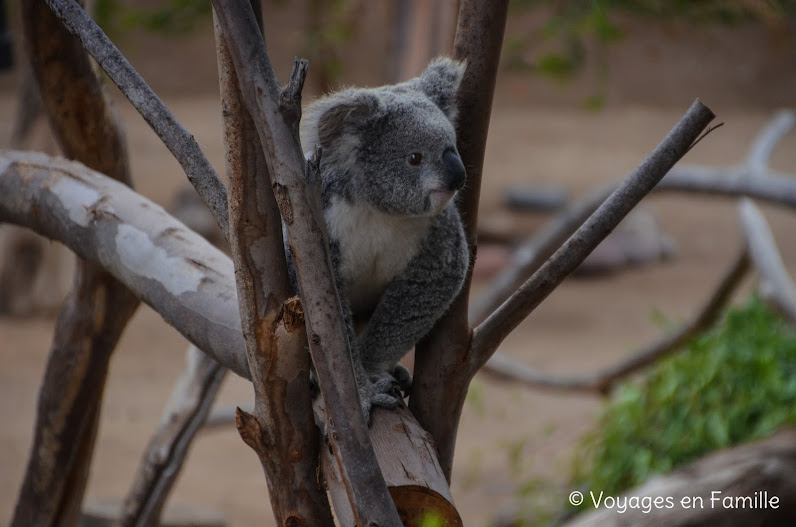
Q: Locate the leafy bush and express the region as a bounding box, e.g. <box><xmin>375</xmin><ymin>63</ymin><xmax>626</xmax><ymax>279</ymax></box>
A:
<box><xmin>576</xmin><ymin>296</ymin><xmax>796</xmax><ymax>497</ymax></box>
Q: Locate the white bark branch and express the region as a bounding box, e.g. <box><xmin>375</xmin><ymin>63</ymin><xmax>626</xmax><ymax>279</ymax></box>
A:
<box><xmin>738</xmin><ymin>199</ymin><xmax>796</xmax><ymax>324</ymax></box>
<box><xmin>745</xmin><ymin>109</ymin><xmax>795</xmax><ymax>175</ymax></box>
<box><xmin>0</xmin><ymin>150</ymin><xmax>250</xmax><ymax>379</ymax></box>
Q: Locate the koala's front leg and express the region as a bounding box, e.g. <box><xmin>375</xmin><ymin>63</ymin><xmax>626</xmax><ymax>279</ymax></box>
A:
<box><xmin>324</xmin><ymin>243</ymin><xmax>405</xmax><ymax>424</ymax></box>
<box><xmin>356</xmin><ymin>209</ymin><xmax>469</xmax><ymax>393</ymax></box>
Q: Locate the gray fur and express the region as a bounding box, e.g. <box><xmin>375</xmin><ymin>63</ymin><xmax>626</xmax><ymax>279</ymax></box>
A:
<box><xmin>295</xmin><ymin>57</ymin><xmax>469</xmax><ymax>422</ymax></box>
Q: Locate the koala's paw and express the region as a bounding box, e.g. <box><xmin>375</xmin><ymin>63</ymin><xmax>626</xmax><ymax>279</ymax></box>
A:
<box><xmin>390</xmin><ymin>364</ymin><xmax>413</xmax><ymax>395</ymax></box>
<box><xmin>359</xmin><ymin>372</ymin><xmax>404</xmax><ymax>424</ymax></box>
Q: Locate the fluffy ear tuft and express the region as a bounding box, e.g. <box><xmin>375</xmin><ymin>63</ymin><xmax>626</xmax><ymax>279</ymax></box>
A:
<box><xmin>412</xmin><ymin>57</ymin><xmax>466</xmax><ymax>122</ymax></box>
<box><xmin>301</xmin><ymin>91</ymin><xmax>380</xmax><ymax>152</ymax></box>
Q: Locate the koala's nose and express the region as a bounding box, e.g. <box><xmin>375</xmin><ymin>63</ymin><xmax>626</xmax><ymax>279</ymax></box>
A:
<box><xmin>442</xmin><ymin>149</ymin><xmax>466</xmax><ymax>192</ymax></box>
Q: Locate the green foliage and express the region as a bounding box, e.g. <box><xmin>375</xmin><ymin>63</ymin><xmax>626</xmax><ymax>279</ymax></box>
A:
<box><xmin>94</xmin><ymin>0</ymin><xmax>211</xmax><ymax>36</ymax></box>
<box><xmin>576</xmin><ymin>296</ymin><xmax>796</xmax><ymax>499</ymax></box>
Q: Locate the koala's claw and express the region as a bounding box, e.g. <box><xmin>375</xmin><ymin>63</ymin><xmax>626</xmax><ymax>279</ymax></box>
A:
<box><xmin>359</xmin><ymin>371</ymin><xmax>406</xmax><ymax>424</ymax></box>
<box><xmin>390</xmin><ymin>364</ymin><xmax>413</xmax><ymax>395</ymax></box>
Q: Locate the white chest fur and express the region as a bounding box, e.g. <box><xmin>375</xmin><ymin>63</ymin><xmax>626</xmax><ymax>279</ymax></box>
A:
<box><xmin>325</xmin><ymin>197</ymin><xmax>431</xmax><ymax>314</ymax></box>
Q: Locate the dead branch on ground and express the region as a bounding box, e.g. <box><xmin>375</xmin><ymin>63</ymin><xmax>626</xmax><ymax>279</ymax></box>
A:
<box><xmin>483</xmin><ymin>247</ymin><xmax>750</xmax><ymax>393</ymax></box>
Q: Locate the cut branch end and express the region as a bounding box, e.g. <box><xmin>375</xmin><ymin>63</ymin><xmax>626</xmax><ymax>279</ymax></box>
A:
<box><xmin>235</xmin><ymin>407</ymin><xmax>262</xmax><ymax>451</ymax></box>
<box><xmin>280</xmin><ymin>58</ymin><xmax>310</xmax><ymax>119</ymax></box>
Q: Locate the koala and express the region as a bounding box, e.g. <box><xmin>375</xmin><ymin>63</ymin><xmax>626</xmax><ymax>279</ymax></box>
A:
<box><xmin>294</xmin><ymin>57</ymin><xmax>469</xmax><ymax>423</ymax></box>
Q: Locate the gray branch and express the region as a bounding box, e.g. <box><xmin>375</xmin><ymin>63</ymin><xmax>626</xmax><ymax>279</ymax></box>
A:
<box><xmin>0</xmin><ymin>151</ymin><xmax>250</xmax><ymax>380</ymax></box>
<box><xmin>43</xmin><ymin>0</ymin><xmax>229</xmax><ymax>236</ymax></box>
<box><xmin>738</xmin><ymin>199</ymin><xmax>796</xmax><ymax>323</ymax></box>
<box><xmin>470</xmin><ymin>100</ymin><xmax>716</xmax><ymax>369</ymax></box>
<box><xmin>482</xmin><ymin>247</ymin><xmax>749</xmax><ymax>393</ymax></box>
<box><xmin>472</xmin><ymin>109</ymin><xmax>796</xmax><ymax>327</ymax></box>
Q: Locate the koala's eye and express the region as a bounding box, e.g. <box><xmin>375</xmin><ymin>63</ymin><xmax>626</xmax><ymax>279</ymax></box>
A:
<box><xmin>408</xmin><ymin>152</ymin><xmax>423</xmax><ymax>166</ymax></box>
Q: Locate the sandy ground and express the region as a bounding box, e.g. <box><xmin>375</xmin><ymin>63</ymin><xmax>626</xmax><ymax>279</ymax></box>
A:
<box><xmin>1</xmin><ymin>88</ymin><xmax>795</xmax><ymax>526</ymax></box>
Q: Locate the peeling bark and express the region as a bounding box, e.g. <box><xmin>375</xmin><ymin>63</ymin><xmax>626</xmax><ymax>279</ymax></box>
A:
<box><xmin>214</xmin><ymin>6</ymin><xmax>334</xmax><ymax>523</ymax></box>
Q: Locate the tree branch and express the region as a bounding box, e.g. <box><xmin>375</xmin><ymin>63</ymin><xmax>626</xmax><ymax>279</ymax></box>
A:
<box><xmin>0</xmin><ymin>151</ymin><xmax>251</xmax><ymax>380</ymax></box>
<box><xmin>208</xmin><ymin>3</ymin><xmax>401</xmax><ymax>524</ymax></box>
<box><xmin>472</xmin><ymin>168</ymin><xmax>796</xmax><ymax>327</ymax></box>
<box><xmin>12</xmin><ymin>2</ymin><xmax>139</xmax><ymax>525</ymax></box>
<box><xmin>745</xmin><ymin>109</ymin><xmax>794</xmax><ymax>175</ymax></box>
<box><xmin>483</xmin><ymin>247</ymin><xmax>749</xmax><ymax>394</ymax></box>
<box><xmin>213</xmin><ymin>6</ymin><xmax>333</xmax><ymax>524</ymax></box>
<box><xmin>473</xmin><ymin>108</ymin><xmax>796</xmax><ymax>326</ymax></box>
<box><xmin>42</xmin><ymin>0</ymin><xmax>229</xmax><ymax>236</ymax></box>
<box><xmin>410</xmin><ymin>0</ymin><xmax>510</xmax><ymax>482</ymax></box>
<box><xmin>738</xmin><ymin>199</ymin><xmax>796</xmax><ymax>324</ymax></box>
<box><xmin>471</xmin><ymin>100</ymin><xmax>716</xmax><ymax>370</ymax></box>
<box><xmin>120</xmin><ymin>346</ymin><xmax>225</xmax><ymax>527</ymax></box>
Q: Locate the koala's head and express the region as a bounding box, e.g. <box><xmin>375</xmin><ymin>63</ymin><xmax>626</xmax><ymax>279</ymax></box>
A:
<box><xmin>301</xmin><ymin>57</ymin><xmax>466</xmax><ymax>217</ymax></box>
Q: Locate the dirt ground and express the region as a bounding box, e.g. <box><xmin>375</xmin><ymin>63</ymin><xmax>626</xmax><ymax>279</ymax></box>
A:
<box><xmin>1</xmin><ymin>9</ymin><xmax>796</xmax><ymax>526</ymax></box>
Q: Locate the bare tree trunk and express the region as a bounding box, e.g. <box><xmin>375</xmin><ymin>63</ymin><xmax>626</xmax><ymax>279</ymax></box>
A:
<box><xmin>410</xmin><ymin>0</ymin><xmax>510</xmax><ymax>480</ymax></box>
<box><xmin>11</xmin><ymin>1</ymin><xmax>138</xmax><ymax>525</ymax></box>
<box><xmin>213</xmin><ymin>3</ymin><xmax>334</xmax><ymax>524</ymax></box>
<box><xmin>211</xmin><ymin>3</ymin><xmax>403</xmax><ymax>524</ymax></box>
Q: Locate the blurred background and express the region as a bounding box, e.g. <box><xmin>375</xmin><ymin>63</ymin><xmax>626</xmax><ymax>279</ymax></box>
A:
<box><xmin>1</xmin><ymin>1</ymin><xmax>795</xmax><ymax>525</ymax></box>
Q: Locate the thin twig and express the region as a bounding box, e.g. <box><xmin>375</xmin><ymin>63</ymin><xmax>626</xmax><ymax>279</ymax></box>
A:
<box><xmin>686</xmin><ymin>122</ymin><xmax>724</xmax><ymax>153</ymax></box>
<box><xmin>483</xmin><ymin>247</ymin><xmax>749</xmax><ymax>394</ymax></box>
<box><xmin>470</xmin><ymin>100</ymin><xmax>716</xmax><ymax>370</ymax></box>
<box><xmin>738</xmin><ymin>199</ymin><xmax>796</xmax><ymax>324</ymax></box>
<box><xmin>43</xmin><ymin>0</ymin><xmax>229</xmax><ymax>237</ymax></box>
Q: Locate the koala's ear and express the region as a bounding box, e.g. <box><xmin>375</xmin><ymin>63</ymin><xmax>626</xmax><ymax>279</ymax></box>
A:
<box><xmin>413</xmin><ymin>57</ymin><xmax>466</xmax><ymax>122</ymax></box>
<box><xmin>315</xmin><ymin>92</ymin><xmax>380</xmax><ymax>149</ymax></box>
